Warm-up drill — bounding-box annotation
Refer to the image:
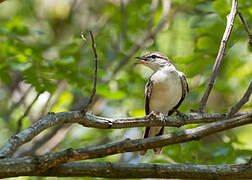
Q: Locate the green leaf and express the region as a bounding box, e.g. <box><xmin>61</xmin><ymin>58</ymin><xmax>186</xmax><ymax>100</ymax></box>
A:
<box><xmin>55</xmin><ymin>57</ymin><xmax>75</xmax><ymax>65</ymax></box>
<box><xmin>16</xmin><ymin>54</ymin><xmax>28</xmax><ymax>63</ymax></box>
<box><xmin>197</xmin><ymin>36</ymin><xmax>216</xmax><ymax>50</ymax></box>
<box><xmin>212</xmin><ymin>0</ymin><xmax>229</xmax><ymax>16</ymax></box>
<box><xmin>96</xmin><ymin>85</ymin><xmax>126</xmax><ymax>100</ymax></box>
<box><xmin>10</xmin><ymin>62</ymin><xmax>32</xmax><ymax>71</ymax></box>
<box><xmin>22</xmin><ymin>67</ymin><xmax>56</xmax><ymax>93</ymax></box>
<box><xmin>60</xmin><ymin>43</ymin><xmax>80</xmax><ymax>57</ymax></box>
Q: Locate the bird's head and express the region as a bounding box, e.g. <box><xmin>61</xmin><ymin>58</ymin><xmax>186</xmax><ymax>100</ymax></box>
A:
<box><xmin>135</xmin><ymin>52</ymin><xmax>173</xmax><ymax>71</ymax></box>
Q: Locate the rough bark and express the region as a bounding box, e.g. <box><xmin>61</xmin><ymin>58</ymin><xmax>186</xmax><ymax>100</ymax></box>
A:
<box><xmin>1</xmin><ymin>160</ymin><xmax>252</xmax><ymax>179</ymax></box>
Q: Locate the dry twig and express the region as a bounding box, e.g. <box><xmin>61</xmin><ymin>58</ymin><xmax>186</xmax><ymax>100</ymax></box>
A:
<box><xmin>81</xmin><ymin>31</ymin><xmax>98</xmax><ymax>115</ymax></box>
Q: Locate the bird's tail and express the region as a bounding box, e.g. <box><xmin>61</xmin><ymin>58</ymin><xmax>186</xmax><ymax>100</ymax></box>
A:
<box><xmin>139</xmin><ymin>126</ymin><xmax>164</xmax><ymax>155</ymax></box>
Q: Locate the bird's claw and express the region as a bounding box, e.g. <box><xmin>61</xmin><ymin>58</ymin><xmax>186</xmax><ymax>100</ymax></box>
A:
<box><xmin>152</xmin><ymin>111</ymin><xmax>166</xmax><ymax>126</ymax></box>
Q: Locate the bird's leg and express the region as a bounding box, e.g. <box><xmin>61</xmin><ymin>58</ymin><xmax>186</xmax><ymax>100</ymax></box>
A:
<box><xmin>174</xmin><ymin>109</ymin><xmax>188</xmax><ymax>120</ymax></box>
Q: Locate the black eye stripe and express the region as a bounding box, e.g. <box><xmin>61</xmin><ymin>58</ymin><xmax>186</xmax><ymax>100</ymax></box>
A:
<box><xmin>147</xmin><ymin>55</ymin><xmax>161</xmax><ymax>59</ymax></box>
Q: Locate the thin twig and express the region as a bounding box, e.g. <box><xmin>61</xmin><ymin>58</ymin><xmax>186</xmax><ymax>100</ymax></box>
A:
<box><xmin>238</xmin><ymin>11</ymin><xmax>252</xmax><ymax>45</ymax></box>
<box><xmin>16</xmin><ymin>92</ymin><xmax>41</xmax><ymax>133</ymax></box>
<box><xmin>198</xmin><ymin>0</ymin><xmax>238</xmax><ymax>113</ymax></box>
<box><xmin>81</xmin><ymin>31</ymin><xmax>98</xmax><ymax>115</ymax></box>
<box><xmin>229</xmin><ymin>82</ymin><xmax>252</xmax><ymax>117</ymax></box>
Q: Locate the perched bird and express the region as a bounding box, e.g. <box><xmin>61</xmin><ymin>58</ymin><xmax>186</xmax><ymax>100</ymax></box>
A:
<box><xmin>135</xmin><ymin>52</ymin><xmax>189</xmax><ymax>155</ymax></box>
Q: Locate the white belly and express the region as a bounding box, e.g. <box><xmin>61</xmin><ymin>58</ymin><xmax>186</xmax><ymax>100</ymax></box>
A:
<box><xmin>149</xmin><ymin>69</ymin><xmax>182</xmax><ymax>114</ymax></box>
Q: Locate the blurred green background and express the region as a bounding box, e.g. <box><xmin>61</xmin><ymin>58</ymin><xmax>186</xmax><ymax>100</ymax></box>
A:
<box><xmin>0</xmin><ymin>0</ymin><xmax>251</xmax><ymax>179</ymax></box>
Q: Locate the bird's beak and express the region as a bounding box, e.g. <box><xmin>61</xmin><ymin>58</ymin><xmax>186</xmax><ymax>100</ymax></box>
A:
<box><xmin>134</xmin><ymin>56</ymin><xmax>147</xmax><ymax>65</ymax></box>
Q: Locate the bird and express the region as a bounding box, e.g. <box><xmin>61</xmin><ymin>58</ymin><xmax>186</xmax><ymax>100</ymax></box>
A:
<box><xmin>135</xmin><ymin>52</ymin><xmax>189</xmax><ymax>155</ymax></box>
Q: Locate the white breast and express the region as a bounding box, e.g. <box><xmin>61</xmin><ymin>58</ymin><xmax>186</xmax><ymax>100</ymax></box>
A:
<box><xmin>149</xmin><ymin>67</ymin><xmax>182</xmax><ymax>115</ymax></box>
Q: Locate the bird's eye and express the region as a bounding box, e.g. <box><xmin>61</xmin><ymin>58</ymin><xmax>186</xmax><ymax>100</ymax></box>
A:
<box><xmin>151</xmin><ymin>55</ymin><xmax>157</xmax><ymax>59</ymax></box>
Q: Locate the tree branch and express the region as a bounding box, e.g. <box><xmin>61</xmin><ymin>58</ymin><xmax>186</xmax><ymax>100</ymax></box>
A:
<box><xmin>198</xmin><ymin>0</ymin><xmax>238</xmax><ymax>113</ymax></box>
<box><xmin>0</xmin><ymin>110</ymin><xmax>251</xmax><ymax>158</ymax></box>
<box><xmin>2</xmin><ymin>161</ymin><xmax>252</xmax><ymax>179</ymax></box>
<box><xmin>229</xmin><ymin>82</ymin><xmax>252</xmax><ymax>117</ymax></box>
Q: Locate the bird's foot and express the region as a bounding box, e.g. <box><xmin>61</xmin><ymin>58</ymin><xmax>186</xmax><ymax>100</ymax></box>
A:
<box><xmin>152</xmin><ymin>111</ymin><xmax>166</xmax><ymax>126</ymax></box>
<box><xmin>175</xmin><ymin>110</ymin><xmax>189</xmax><ymax>120</ymax></box>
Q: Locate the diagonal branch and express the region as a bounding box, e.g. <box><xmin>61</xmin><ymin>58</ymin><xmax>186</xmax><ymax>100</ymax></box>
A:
<box><xmin>198</xmin><ymin>0</ymin><xmax>238</xmax><ymax>113</ymax></box>
<box><xmin>229</xmin><ymin>82</ymin><xmax>252</xmax><ymax>117</ymax></box>
<box><xmin>81</xmin><ymin>31</ymin><xmax>98</xmax><ymax>115</ymax></box>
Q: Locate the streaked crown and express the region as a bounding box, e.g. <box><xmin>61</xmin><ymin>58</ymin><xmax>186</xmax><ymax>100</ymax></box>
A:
<box><xmin>135</xmin><ymin>52</ymin><xmax>173</xmax><ymax>70</ymax></box>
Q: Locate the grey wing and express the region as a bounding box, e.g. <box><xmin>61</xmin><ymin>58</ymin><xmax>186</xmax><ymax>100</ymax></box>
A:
<box><xmin>145</xmin><ymin>78</ymin><xmax>153</xmax><ymax>115</ymax></box>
